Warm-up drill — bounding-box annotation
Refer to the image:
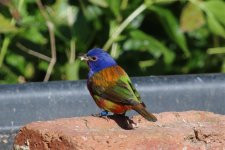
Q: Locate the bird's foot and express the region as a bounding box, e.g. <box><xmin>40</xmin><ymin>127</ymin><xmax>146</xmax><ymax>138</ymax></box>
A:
<box><xmin>92</xmin><ymin>110</ymin><xmax>109</xmax><ymax>121</ymax></box>
<box><xmin>127</xmin><ymin>117</ymin><xmax>138</xmax><ymax>129</ymax></box>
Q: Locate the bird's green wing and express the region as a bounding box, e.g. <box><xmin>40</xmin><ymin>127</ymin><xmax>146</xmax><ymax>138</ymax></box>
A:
<box><xmin>88</xmin><ymin>66</ymin><xmax>142</xmax><ymax>106</ymax></box>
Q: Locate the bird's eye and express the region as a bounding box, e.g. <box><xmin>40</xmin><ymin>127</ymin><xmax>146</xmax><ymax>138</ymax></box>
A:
<box><xmin>91</xmin><ymin>56</ymin><xmax>98</xmax><ymax>61</ymax></box>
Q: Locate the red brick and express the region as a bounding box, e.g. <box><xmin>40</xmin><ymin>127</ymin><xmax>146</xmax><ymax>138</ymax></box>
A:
<box><xmin>14</xmin><ymin>111</ymin><xmax>225</xmax><ymax>150</ymax></box>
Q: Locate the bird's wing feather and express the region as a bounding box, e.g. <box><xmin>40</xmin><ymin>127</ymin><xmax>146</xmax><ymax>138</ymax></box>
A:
<box><xmin>88</xmin><ymin>65</ymin><xmax>141</xmax><ymax>106</ymax></box>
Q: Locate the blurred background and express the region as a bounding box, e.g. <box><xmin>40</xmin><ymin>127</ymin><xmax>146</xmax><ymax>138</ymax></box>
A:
<box><xmin>0</xmin><ymin>0</ymin><xmax>225</xmax><ymax>84</ymax></box>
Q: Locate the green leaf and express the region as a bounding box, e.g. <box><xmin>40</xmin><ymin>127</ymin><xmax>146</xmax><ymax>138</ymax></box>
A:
<box><xmin>144</xmin><ymin>0</ymin><xmax>153</xmax><ymax>7</ymax></box>
<box><xmin>207</xmin><ymin>47</ymin><xmax>225</xmax><ymax>55</ymax></box>
<box><xmin>109</xmin><ymin>20</ymin><xmax>118</xmax><ymax>36</ymax></box>
<box><xmin>50</xmin><ymin>0</ymin><xmax>79</xmax><ymax>26</ymax></box>
<box><xmin>0</xmin><ymin>14</ymin><xmax>17</xmax><ymax>33</ymax></box>
<box><xmin>67</xmin><ymin>6</ymin><xmax>79</xmax><ymax>26</ymax></box>
<box><xmin>38</xmin><ymin>61</ymin><xmax>49</xmax><ymax>71</ymax></box>
<box><xmin>222</xmin><ymin>60</ymin><xmax>225</xmax><ymax>73</ymax></box>
<box><xmin>20</xmin><ymin>14</ymin><xmax>46</xmax><ymax>30</ymax></box>
<box><xmin>25</xmin><ymin>63</ymin><xmax>34</xmax><ymax>78</ymax></box>
<box><xmin>150</xmin><ymin>6</ymin><xmax>190</xmax><ymax>57</ymax></box>
<box><xmin>124</xmin><ymin>30</ymin><xmax>175</xmax><ymax>64</ymax></box>
<box><xmin>0</xmin><ymin>37</ymin><xmax>11</xmax><ymax>67</ymax></box>
<box><xmin>139</xmin><ymin>60</ymin><xmax>156</xmax><ymax>70</ymax></box>
<box><xmin>145</xmin><ymin>0</ymin><xmax>177</xmax><ymax>6</ymax></box>
<box><xmin>200</xmin><ymin>0</ymin><xmax>225</xmax><ymax>38</ymax></box>
<box><xmin>106</xmin><ymin>0</ymin><xmax>121</xmax><ymax>18</ymax></box>
<box><xmin>180</xmin><ymin>2</ymin><xmax>205</xmax><ymax>32</ymax></box>
<box><xmin>85</xmin><ymin>5</ymin><xmax>102</xmax><ymax>21</ymax></box>
<box><xmin>183</xmin><ymin>50</ymin><xmax>205</xmax><ymax>73</ymax></box>
<box><xmin>89</xmin><ymin>0</ymin><xmax>109</xmax><ymax>8</ymax></box>
<box><xmin>206</xmin><ymin>13</ymin><xmax>225</xmax><ymax>39</ymax></box>
<box><xmin>6</xmin><ymin>53</ymin><xmax>25</xmax><ymax>74</ymax></box>
<box><xmin>20</xmin><ymin>27</ymin><xmax>47</xmax><ymax>44</ymax></box>
<box><xmin>65</xmin><ymin>60</ymin><xmax>80</xmax><ymax>80</ymax></box>
<box><xmin>130</xmin><ymin>14</ymin><xmax>144</xmax><ymax>29</ymax></box>
<box><xmin>0</xmin><ymin>65</ymin><xmax>18</xmax><ymax>84</ymax></box>
<box><xmin>203</xmin><ymin>0</ymin><xmax>225</xmax><ymax>26</ymax></box>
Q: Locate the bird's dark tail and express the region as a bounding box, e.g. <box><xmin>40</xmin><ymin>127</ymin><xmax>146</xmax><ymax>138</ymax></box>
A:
<box><xmin>133</xmin><ymin>103</ymin><xmax>157</xmax><ymax>122</ymax></box>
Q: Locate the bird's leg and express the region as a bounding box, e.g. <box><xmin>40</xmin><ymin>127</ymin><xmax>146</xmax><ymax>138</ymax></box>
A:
<box><xmin>92</xmin><ymin>110</ymin><xmax>109</xmax><ymax>121</ymax></box>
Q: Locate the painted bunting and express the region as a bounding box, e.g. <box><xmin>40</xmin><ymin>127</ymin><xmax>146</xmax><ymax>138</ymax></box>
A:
<box><xmin>80</xmin><ymin>48</ymin><xmax>157</xmax><ymax>122</ymax></box>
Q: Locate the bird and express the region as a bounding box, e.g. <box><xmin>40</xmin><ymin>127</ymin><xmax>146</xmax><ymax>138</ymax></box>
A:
<box><xmin>79</xmin><ymin>48</ymin><xmax>157</xmax><ymax>122</ymax></box>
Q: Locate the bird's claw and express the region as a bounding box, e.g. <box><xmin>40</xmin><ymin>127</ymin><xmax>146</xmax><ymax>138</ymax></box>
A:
<box><xmin>127</xmin><ymin>119</ymin><xmax>138</xmax><ymax>129</ymax></box>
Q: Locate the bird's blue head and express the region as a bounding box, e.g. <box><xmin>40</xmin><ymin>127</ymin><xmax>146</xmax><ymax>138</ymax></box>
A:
<box><xmin>80</xmin><ymin>48</ymin><xmax>117</xmax><ymax>77</ymax></box>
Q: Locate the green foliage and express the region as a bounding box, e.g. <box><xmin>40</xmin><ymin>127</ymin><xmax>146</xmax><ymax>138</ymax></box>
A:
<box><xmin>0</xmin><ymin>14</ymin><xmax>17</xmax><ymax>33</ymax></box>
<box><xmin>0</xmin><ymin>0</ymin><xmax>225</xmax><ymax>84</ymax></box>
<box><xmin>180</xmin><ymin>2</ymin><xmax>205</xmax><ymax>33</ymax></box>
<box><xmin>150</xmin><ymin>6</ymin><xmax>190</xmax><ymax>57</ymax></box>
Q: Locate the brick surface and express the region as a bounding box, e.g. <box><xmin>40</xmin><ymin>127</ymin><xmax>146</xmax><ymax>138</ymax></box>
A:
<box><xmin>14</xmin><ymin>111</ymin><xmax>225</xmax><ymax>150</ymax></box>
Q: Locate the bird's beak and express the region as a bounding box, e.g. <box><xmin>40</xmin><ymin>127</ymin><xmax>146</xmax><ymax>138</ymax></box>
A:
<box><xmin>79</xmin><ymin>54</ymin><xmax>89</xmax><ymax>61</ymax></box>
